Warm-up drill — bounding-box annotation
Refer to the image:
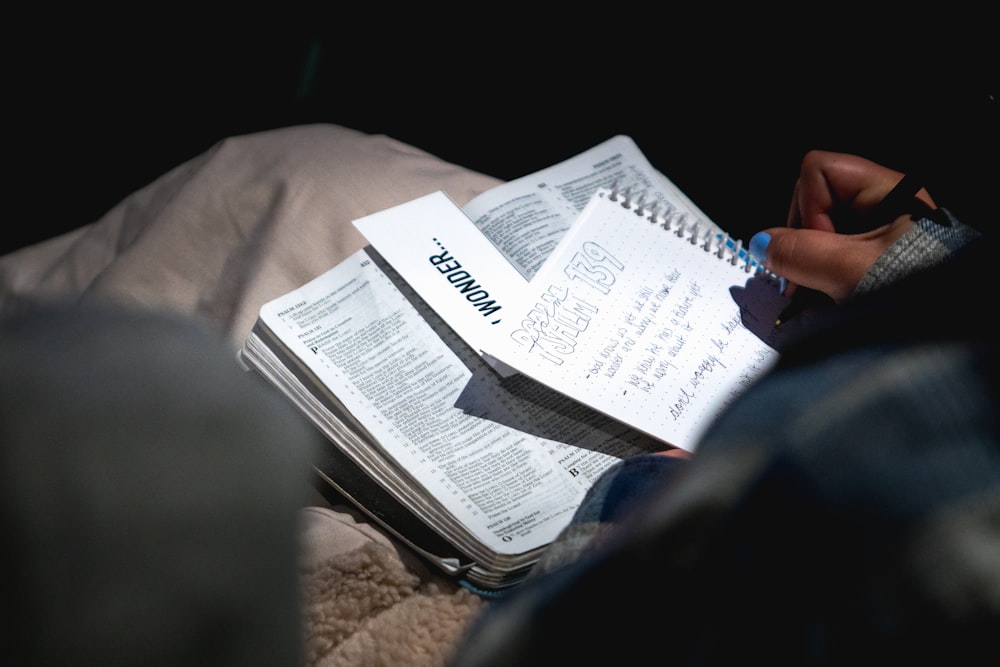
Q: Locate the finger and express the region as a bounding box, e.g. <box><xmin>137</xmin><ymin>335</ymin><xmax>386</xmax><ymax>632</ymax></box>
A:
<box><xmin>785</xmin><ymin>180</ymin><xmax>815</xmax><ymax>231</ymax></box>
<box><xmin>750</xmin><ymin>226</ymin><xmax>900</xmax><ymax>301</ymax></box>
<box><xmin>788</xmin><ymin>157</ymin><xmax>838</xmax><ymax>232</ymax></box>
<box><xmin>788</xmin><ymin>151</ymin><xmax>904</xmax><ymax>233</ymax></box>
<box><xmin>654</xmin><ymin>448</ymin><xmax>693</xmax><ymax>459</ymax></box>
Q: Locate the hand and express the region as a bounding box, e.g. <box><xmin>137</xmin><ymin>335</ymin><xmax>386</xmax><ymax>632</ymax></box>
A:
<box><xmin>749</xmin><ymin>150</ymin><xmax>935</xmax><ymax>302</ymax></box>
<box><xmin>654</xmin><ymin>447</ymin><xmax>693</xmax><ymax>459</ymax></box>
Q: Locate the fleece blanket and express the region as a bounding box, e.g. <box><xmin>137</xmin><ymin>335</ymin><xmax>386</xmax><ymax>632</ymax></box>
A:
<box><xmin>0</xmin><ymin>124</ymin><xmax>504</xmax><ymax>665</ymax></box>
<box><xmin>299</xmin><ymin>507</ymin><xmax>484</xmax><ymax>666</ymax></box>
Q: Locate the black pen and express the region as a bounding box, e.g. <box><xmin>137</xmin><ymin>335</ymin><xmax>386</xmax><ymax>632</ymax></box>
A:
<box><xmin>838</xmin><ymin>172</ymin><xmax>934</xmax><ymax>234</ymax></box>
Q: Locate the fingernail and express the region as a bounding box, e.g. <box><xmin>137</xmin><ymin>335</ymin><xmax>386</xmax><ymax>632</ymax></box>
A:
<box><xmin>749</xmin><ymin>232</ymin><xmax>770</xmax><ymax>263</ymax></box>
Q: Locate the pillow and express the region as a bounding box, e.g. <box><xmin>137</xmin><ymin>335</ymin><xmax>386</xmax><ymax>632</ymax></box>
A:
<box><xmin>0</xmin><ymin>123</ymin><xmax>503</xmax><ymax>353</ymax></box>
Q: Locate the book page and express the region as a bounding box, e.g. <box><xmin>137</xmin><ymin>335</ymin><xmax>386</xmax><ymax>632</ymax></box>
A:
<box><xmin>485</xmin><ymin>188</ymin><xmax>788</xmax><ymax>451</ymax></box>
<box><xmin>253</xmin><ymin>249</ymin><xmax>641</xmax><ymax>556</ymax></box>
<box><xmin>461</xmin><ymin>134</ymin><xmax>722</xmax><ymax>281</ymax></box>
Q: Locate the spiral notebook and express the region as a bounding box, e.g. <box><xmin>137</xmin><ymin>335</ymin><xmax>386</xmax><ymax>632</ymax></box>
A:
<box><xmin>480</xmin><ymin>185</ymin><xmax>791</xmax><ymax>450</ymax></box>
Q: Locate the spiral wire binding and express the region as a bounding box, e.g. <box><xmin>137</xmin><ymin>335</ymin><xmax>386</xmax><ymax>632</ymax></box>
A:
<box><xmin>604</xmin><ymin>183</ymin><xmax>781</xmax><ymax>284</ymax></box>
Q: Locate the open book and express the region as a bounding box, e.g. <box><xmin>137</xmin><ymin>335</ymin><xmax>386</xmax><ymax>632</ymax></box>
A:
<box><xmin>241</xmin><ymin>135</ymin><xmax>786</xmax><ymax>591</ymax></box>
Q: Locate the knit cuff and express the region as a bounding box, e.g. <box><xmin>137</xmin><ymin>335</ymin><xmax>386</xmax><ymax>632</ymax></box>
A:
<box><xmin>854</xmin><ymin>209</ymin><xmax>981</xmax><ymax>296</ymax></box>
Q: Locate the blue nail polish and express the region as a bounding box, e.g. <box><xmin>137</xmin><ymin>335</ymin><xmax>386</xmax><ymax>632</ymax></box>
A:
<box><xmin>749</xmin><ymin>232</ymin><xmax>770</xmax><ymax>263</ymax></box>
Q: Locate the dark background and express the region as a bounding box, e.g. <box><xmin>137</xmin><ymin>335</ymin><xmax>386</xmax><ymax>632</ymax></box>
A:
<box><xmin>7</xmin><ymin>17</ymin><xmax>997</xmax><ymax>256</ymax></box>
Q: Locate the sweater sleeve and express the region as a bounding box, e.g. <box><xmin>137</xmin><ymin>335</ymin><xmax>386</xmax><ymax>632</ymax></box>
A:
<box><xmin>854</xmin><ymin>209</ymin><xmax>982</xmax><ymax>295</ymax></box>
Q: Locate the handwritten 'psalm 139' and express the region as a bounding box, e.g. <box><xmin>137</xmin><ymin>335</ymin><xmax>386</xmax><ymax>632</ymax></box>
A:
<box><xmin>509</xmin><ymin>241</ymin><xmax>622</xmax><ymax>365</ymax></box>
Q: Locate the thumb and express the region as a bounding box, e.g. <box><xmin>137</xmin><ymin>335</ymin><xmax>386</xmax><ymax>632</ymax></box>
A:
<box><xmin>749</xmin><ymin>227</ymin><xmax>882</xmax><ymax>301</ymax></box>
